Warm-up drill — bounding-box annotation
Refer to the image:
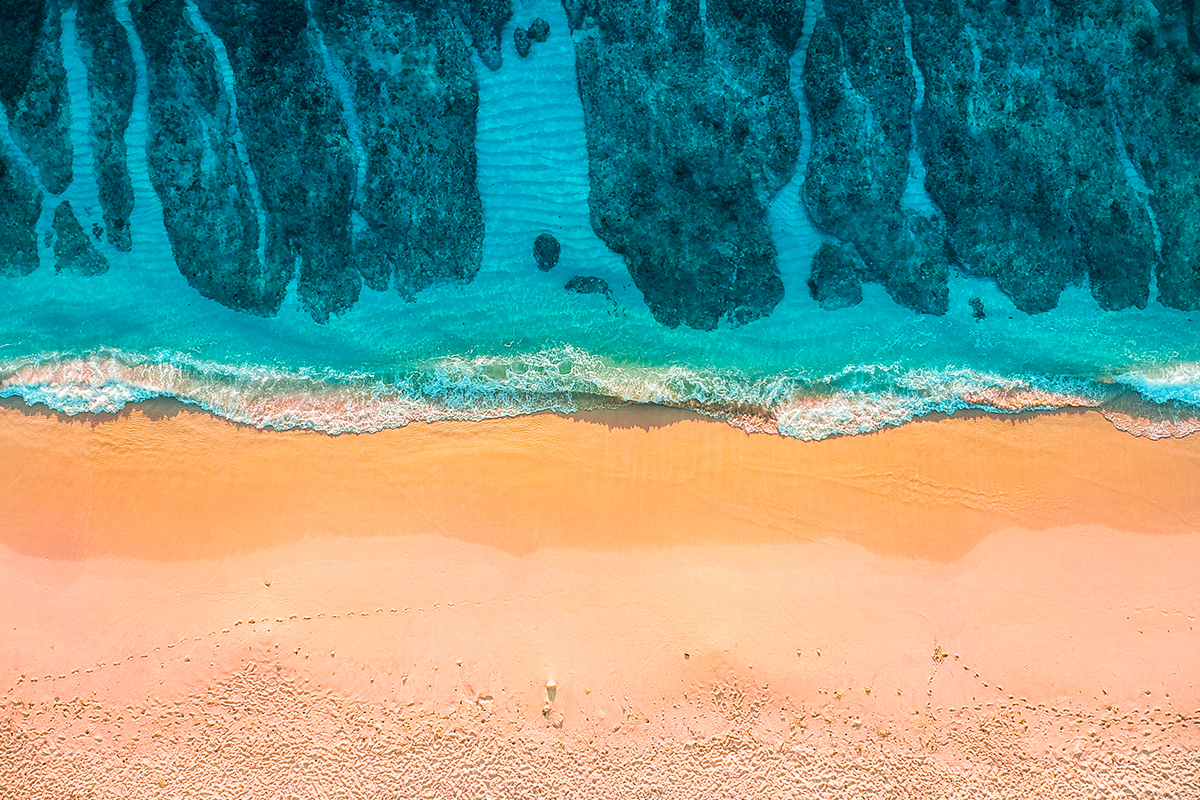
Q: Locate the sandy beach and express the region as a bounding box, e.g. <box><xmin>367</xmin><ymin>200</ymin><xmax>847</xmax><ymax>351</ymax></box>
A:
<box><xmin>2</xmin><ymin>404</ymin><xmax>1199</xmax><ymax>797</ymax></box>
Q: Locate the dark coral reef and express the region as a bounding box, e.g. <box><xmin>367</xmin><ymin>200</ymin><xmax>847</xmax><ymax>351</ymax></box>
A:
<box><xmin>567</xmin><ymin>0</ymin><xmax>804</xmax><ymax>329</ymax></box>
<box><xmin>0</xmin><ymin>0</ymin><xmax>1196</xmax><ymax>326</ymax></box>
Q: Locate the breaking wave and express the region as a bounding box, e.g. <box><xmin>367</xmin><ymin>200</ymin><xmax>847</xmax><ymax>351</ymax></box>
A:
<box><xmin>1</xmin><ymin>347</ymin><xmax>1196</xmax><ymax>440</ymax></box>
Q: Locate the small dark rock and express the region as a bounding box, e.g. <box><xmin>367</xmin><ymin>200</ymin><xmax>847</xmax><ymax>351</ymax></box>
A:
<box><xmin>533</xmin><ymin>233</ymin><xmax>560</xmax><ymax>270</ymax></box>
<box><xmin>564</xmin><ymin>275</ymin><xmax>610</xmax><ymax>295</ymax></box>
<box><xmin>970</xmin><ymin>297</ymin><xmax>986</xmax><ymax>320</ymax></box>
<box><xmin>527</xmin><ymin>17</ymin><xmax>549</xmax><ymax>42</ymax></box>
<box><xmin>513</xmin><ymin>27</ymin><xmax>530</xmax><ymax>57</ymax></box>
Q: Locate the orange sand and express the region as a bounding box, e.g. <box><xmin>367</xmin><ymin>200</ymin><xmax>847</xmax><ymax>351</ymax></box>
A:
<box><xmin>2</xmin><ymin>405</ymin><xmax>1199</xmax><ymax>797</ymax></box>
<box><xmin>4</xmin><ymin>404</ymin><xmax>1200</xmax><ymax>562</ymax></box>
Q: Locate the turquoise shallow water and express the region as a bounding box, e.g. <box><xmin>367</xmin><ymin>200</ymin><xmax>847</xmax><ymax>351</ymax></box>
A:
<box><xmin>3</xmin><ymin>0</ymin><xmax>1200</xmax><ymax>438</ymax></box>
<box><xmin>4</xmin><ymin>223</ymin><xmax>1200</xmax><ymax>438</ymax></box>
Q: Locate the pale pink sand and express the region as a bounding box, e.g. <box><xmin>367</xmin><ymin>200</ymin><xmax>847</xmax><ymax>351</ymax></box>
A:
<box><xmin>1</xmin><ymin>406</ymin><xmax>1199</xmax><ymax>797</ymax></box>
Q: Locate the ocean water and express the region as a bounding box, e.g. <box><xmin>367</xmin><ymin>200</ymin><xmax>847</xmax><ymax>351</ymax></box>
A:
<box><xmin>2</xmin><ymin>0</ymin><xmax>1200</xmax><ymax>439</ymax></box>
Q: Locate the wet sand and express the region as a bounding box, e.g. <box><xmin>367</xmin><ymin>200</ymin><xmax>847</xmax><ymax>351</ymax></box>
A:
<box><xmin>2</xmin><ymin>405</ymin><xmax>1199</xmax><ymax>797</ymax></box>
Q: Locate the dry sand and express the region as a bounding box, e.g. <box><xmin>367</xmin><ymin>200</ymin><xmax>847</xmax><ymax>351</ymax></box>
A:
<box><xmin>1</xmin><ymin>404</ymin><xmax>1199</xmax><ymax>797</ymax></box>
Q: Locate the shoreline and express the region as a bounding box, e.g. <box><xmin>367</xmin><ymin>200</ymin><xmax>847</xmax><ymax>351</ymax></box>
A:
<box><xmin>3</xmin><ymin>400</ymin><xmax>1200</xmax><ymax>563</ymax></box>
<box><xmin>2</xmin><ymin>403</ymin><xmax>1199</xmax><ymax>795</ymax></box>
<box><xmin>7</xmin><ymin>348</ymin><xmax>1200</xmax><ymax>442</ymax></box>
<box><xmin>6</xmin><ymin>387</ymin><xmax>1199</xmax><ymax>444</ymax></box>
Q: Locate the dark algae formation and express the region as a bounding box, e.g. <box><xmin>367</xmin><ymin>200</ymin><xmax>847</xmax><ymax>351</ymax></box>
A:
<box><xmin>195</xmin><ymin>0</ymin><xmax>361</xmax><ymax>323</ymax></box>
<box><xmin>51</xmin><ymin>201</ymin><xmax>108</xmax><ymax>277</ymax></box>
<box><xmin>312</xmin><ymin>0</ymin><xmax>484</xmax><ymax>304</ymax></box>
<box><xmin>515</xmin><ymin>16</ymin><xmax>551</xmax><ymax>57</ymax></box>
<box><xmin>807</xmin><ymin>241</ymin><xmax>863</xmax><ymax>311</ymax></box>
<box><xmin>1</xmin><ymin>1</ymin><xmax>63</xmax><ymax>279</ymax></box>
<box><xmin>566</xmin><ymin>0</ymin><xmax>803</xmax><ymax>330</ymax></box>
<box><xmin>455</xmin><ymin>0</ymin><xmax>513</xmax><ymax>70</ymax></box>
<box><xmin>565</xmin><ymin>275</ymin><xmax>611</xmax><ymax>296</ymax></box>
<box><xmin>533</xmin><ymin>233</ymin><xmax>561</xmax><ymax>271</ymax></box>
<box><xmin>514</xmin><ymin>26</ymin><xmax>531</xmax><ymax>58</ymax></box>
<box><xmin>0</xmin><ymin>157</ymin><xmax>40</xmax><ymax>279</ymax></box>
<box><xmin>528</xmin><ymin>17</ymin><xmax>551</xmax><ymax>42</ymax></box>
<box><xmin>0</xmin><ymin>0</ymin><xmax>1198</xmax><ymax>326</ymax></box>
<box><xmin>803</xmin><ymin>0</ymin><xmax>948</xmax><ymax>315</ymax></box>
<box><xmin>132</xmin><ymin>0</ymin><xmax>486</xmax><ymax>320</ymax></box>
<box><xmin>134</xmin><ymin>0</ymin><xmax>285</xmax><ymax>316</ymax></box>
<box><xmin>1112</xmin><ymin>0</ymin><xmax>1200</xmax><ymax>311</ymax></box>
<box><xmin>79</xmin><ymin>0</ymin><xmax>136</xmax><ymax>253</ymax></box>
<box><xmin>9</xmin><ymin>3</ymin><xmax>72</xmax><ymax>196</ymax></box>
<box><xmin>0</xmin><ymin>0</ymin><xmax>488</xmax><ymax>321</ymax></box>
<box><xmin>796</xmin><ymin>0</ymin><xmax>1195</xmax><ymax>316</ymax></box>
<box><xmin>907</xmin><ymin>0</ymin><xmax>1159</xmax><ymax>313</ymax></box>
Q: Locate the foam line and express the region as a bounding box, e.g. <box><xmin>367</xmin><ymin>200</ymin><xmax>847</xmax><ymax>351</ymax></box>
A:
<box><xmin>0</xmin><ymin>347</ymin><xmax>1119</xmax><ymax>439</ymax></box>
<box><xmin>183</xmin><ymin>0</ymin><xmax>268</xmax><ymax>275</ymax></box>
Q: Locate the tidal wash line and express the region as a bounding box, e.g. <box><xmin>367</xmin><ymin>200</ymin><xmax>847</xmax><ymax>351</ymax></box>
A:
<box><xmin>0</xmin><ymin>0</ymin><xmax>1198</xmax><ymax>327</ymax></box>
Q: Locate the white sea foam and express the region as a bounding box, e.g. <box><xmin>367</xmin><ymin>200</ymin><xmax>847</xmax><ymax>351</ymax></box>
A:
<box><xmin>1113</xmin><ymin>364</ymin><xmax>1200</xmax><ymax>407</ymax></box>
<box><xmin>3</xmin><ymin>349</ymin><xmax>1165</xmax><ymax>440</ymax></box>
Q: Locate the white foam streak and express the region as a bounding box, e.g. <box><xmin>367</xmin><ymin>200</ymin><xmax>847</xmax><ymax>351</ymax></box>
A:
<box><xmin>0</xmin><ymin>348</ymin><xmax>1138</xmax><ymax>440</ymax></box>
<box><xmin>1114</xmin><ymin>364</ymin><xmax>1200</xmax><ymax>406</ymax></box>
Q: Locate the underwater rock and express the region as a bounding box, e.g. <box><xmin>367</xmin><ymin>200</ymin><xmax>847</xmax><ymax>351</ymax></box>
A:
<box><xmin>1110</xmin><ymin>3</ymin><xmax>1200</xmax><ymax>311</ymax></box>
<box><xmin>534</xmin><ymin>233</ymin><xmax>560</xmax><ymax>271</ymax></box>
<box><xmin>313</xmin><ymin>0</ymin><xmax>484</xmax><ymax>304</ymax></box>
<box><xmin>807</xmin><ymin>242</ymin><xmax>863</xmax><ymax>311</ymax></box>
<box><xmin>907</xmin><ymin>0</ymin><xmax>1160</xmax><ymax>313</ymax></box>
<box><xmin>127</xmin><ymin>0</ymin><xmax>485</xmax><ymax>319</ymax></box>
<box><xmin>0</xmin><ymin>158</ymin><xmax>40</xmax><ymax>278</ymax></box>
<box><xmin>78</xmin><ymin>0</ymin><xmax>136</xmax><ymax>252</ymax></box>
<box><xmin>134</xmin><ymin>0</ymin><xmax>297</xmax><ymax>316</ymax></box>
<box><xmin>0</xmin><ymin>4</ymin><xmax>45</xmax><ymax>278</ymax></box>
<box><xmin>0</xmin><ymin>0</ymin><xmax>1196</xmax><ymax>327</ymax></box>
<box><xmin>52</xmin><ymin>202</ymin><xmax>108</xmax><ymax>277</ymax></box>
<box><xmin>7</xmin><ymin>3</ymin><xmax>72</xmax><ymax>196</ymax></box>
<box><xmin>0</xmin><ymin>1</ymin><xmax>47</xmax><ymax>109</ymax></box>
<box><xmin>802</xmin><ymin>1</ymin><xmax>948</xmax><ymax>315</ymax></box>
<box><xmin>456</xmin><ymin>0</ymin><xmax>512</xmax><ymax>70</ymax></box>
<box><xmin>528</xmin><ymin>17</ymin><xmax>550</xmax><ymax>42</ymax></box>
<box><xmin>568</xmin><ymin>0</ymin><xmax>803</xmax><ymax>330</ymax></box>
<box><xmin>189</xmin><ymin>0</ymin><xmax>361</xmax><ymax>323</ymax></box>
<box><xmin>565</xmin><ymin>275</ymin><xmax>611</xmax><ymax>296</ymax></box>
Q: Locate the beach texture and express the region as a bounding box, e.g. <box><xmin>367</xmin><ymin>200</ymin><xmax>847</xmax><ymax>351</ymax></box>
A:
<box><xmin>3</xmin><ymin>0</ymin><xmax>1200</xmax><ymax>794</ymax></box>
<box><xmin>2</xmin><ymin>405</ymin><xmax>1199</xmax><ymax>797</ymax></box>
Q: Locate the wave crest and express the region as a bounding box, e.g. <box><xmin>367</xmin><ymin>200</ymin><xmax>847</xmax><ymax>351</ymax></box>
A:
<box><xmin>1</xmin><ymin>348</ymin><xmax>1196</xmax><ymax>440</ymax></box>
